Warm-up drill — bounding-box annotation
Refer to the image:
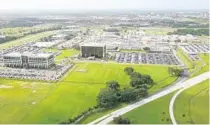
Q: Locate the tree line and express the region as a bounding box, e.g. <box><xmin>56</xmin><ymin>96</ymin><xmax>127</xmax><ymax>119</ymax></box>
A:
<box><xmin>97</xmin><ymin>67</ymin><xmax>153</xmax><ymax>109</ymax></box>
<box><xmin>0</xmin><ymin>26</ymin><xmax>62</xmax><ymax>44</ymax></box>
<box><xmin>168</xmin><ymin>28</ymin><xmax>209</xmax><ymax>36</ymax></box>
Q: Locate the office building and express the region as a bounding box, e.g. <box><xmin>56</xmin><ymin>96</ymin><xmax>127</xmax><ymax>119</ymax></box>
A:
<box><xmin>3</xmin><ymin>52</ymin><xmax>55</xmax><ymax>69</ymax></box>
<box><xmin>80</xmin><ymin>42</ymin><xmax>106</xmax><ymax>58</ymax></box>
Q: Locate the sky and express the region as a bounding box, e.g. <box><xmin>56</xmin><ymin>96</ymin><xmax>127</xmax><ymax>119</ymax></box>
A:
<box><xmin>0</xmin><ymin>0</ymin><xmax>209</xmax><ymax>10</ymax></box>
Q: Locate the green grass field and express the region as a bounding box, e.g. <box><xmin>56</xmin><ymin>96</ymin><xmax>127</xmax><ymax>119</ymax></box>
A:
<box><xmin>191</xmin><ymin>53</ymin><xmax>210</xmax><ymax>77</ymax></box>
<box><xmin>176</xmin><ymin>49</ymin><xmax>194</xmax><ymax>69</ymax></box>
<box><xmin>174</xmin><ymin>80</ymin><xmax>209</xmax><ymax>124</ymax></box>
<box><xmin>71</xmin><ymin>63</ymin><xmax>177</xmax><ymax>124</ymax></box>
<box><xmin>0</xmin><ymin>31</ymin><xmax>56</xmax><ymax>49</ymax></box>
<box><xmin>122</xmin><ymin>92</ymin><xmax>175</xmax><ymax>124</ymax></box>
<box><xmin>118</xmin><ymin>80</ymin><xmax>209</xmax><ymax>124</ymax></box>
<box><xmin>0</xmin><ymin>62</ymin><xmax>177</xmax><ymax>124</ymax></box>
<box><xmin>44</xmin><ymin>49</ymin><xmax>80</xmax><ymax>63</ymax></box>
<box><xmin>0</xmin><ymin>24</ymin><xmax>58</xmax><ymax>37</ymax></box>
<box><xmin>143</xmin><ymin>28</ymin><xmax>177</xmax><ymax>35</ymax></box>
<box><xmin>176</xmin><ymin>49</ymin><xmax>209</xmax><ymax>76</ymax></box>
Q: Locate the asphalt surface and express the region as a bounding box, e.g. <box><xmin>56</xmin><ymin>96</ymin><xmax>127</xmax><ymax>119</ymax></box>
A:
<box><xmin>88</xmin><ymin>71</ymin><xmax>210</xmax><ymax>125</ymax></box>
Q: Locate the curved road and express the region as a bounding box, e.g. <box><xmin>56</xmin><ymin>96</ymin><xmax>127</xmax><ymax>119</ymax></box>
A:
<box><xmin>169</xmin><ymin>76</ymin><xmax>209</xmax><ymax>125</ymax></box>
<box><xmin>88</xmin><ymin>71</ymin><xmax>210</xmax><ymax>125</ymax></box>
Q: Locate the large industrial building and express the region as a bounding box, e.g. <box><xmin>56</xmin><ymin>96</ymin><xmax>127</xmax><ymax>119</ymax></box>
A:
<box><xmin>3</xmin><ymin>52</ymin><xmax>55</xmax><ymax>69</ymax></box>
<box><xmin>80</xmin><ymin>42</ymin><xmax>106</xmax><ymax>58</ymax></box>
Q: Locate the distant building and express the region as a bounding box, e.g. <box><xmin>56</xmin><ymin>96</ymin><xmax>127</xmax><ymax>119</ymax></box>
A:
<box><xmin>3</xmin><ymin>52</ymin><xmax>55</xmax><ymax>69</ymax></box>
<box><xmin>104</xmin><ymin>27</ymin><xmax>119</xmax><ymax>32</ymax></box>
<box><xmin>80</xmin><ymin>42</ymin><xmax>106</xmax><ymax>58</ymax></box>
<box><xmin>0</xmin><ymin>35</ymin><xmax>5</xmax><ymax>42</ymax></box>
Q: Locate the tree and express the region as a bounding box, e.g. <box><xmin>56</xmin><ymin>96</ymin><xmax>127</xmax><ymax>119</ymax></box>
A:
<box><xmin>113</xmin><ymin>116</ymin><xmax>131</xmax><ymax>124</ymax></box>
<box><xmin>130</xmin><ymin>72</ymin><xmax>142</xmax><ymax>79</ymax></box>
<box><xmin>129</xmin><ymin>77</ymin><xmax>144</xmax><ymax>87</ymax></box>
<box><xmin>97</xmin><ymin>88</ymin><xmax>119</xmax><ymax>108</ymax></box>
<box><xmin>129</xmin><ymin>73</ymin><xmax>154</xmax><ymax>88</ymax></box>
<box><xmin>168</xmin><ymin>67</ymin><xmax>184</xmax><ymax>77</ymax></box>
<box><xmin>119</xmin><ymin>88</ymin><xmax>138</xmax><ymax>102</ymax></box>
<box><xmin>141</xmin><ymin>74</ymin><xmax>154</xmax><ymax>85</ymax></box>
<box><xmin>134</xmin><ymin>88</ymin><xmax>148</xmax><ymax>98</ymax></box>
<box><xmin>124</xmin><ymin>67</ymin><xmax>134</xmax><ymax>75</ymax></box>
<box><xmin>143</xmin><ymin>47</ymin><xmax>151</xmax><ymax>52</ymax></box>
<box><xmin>106</xmin><ymin>80</ymin><xmax>120</xmax><ymax>90</ymax></box>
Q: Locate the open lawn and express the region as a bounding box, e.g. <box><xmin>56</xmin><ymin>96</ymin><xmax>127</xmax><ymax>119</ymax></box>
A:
<box><xmin>63</xmin><ymin>63</ymin><xmax>177</xmax><ymax>88</ymax></box>
<box><xmin>174</xmin><ymin>80</ymin><xmax>209</xmax><ymax>124</ymax></box>
<box><xmin>0</xmin><ymin>62</ymin><xmax>177</xmax><ymax>124</ymax></box>
<box><xmin>176</xmin><ymin>49</ymin><xmax>194</xmax><ymax>69</ymax></box>
<box><xmin>191</xmin><ymin>53</ymin><xmax>210</xmax><ymax>77</ymax></box>
<box><xmin>44</xmin><ymin>49</ymin><xmax>79</xmax><ymax>63</ymax></box>
<box><xmin>122</xmin><ymin>92</ymin><xmax>175</xmax><ymax>124</ymax></box>
<box><xmin>176</xmin><ymin>49</ymin><xmax>208</xmax><ymax>76</ymax></box>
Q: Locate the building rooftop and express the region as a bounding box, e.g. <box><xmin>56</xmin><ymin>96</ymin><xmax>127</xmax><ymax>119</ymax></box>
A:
<box><xmin>4</xmin><ymin>52</ymin><xmax>22</xmax><ymax>57</ymax></box>
<box><xmin>80</xmin><ymin>42</ymin><xmax>106</xmax><ymax>47</ymax></box>
<box><xmin>4</xmin><ymin>52</ymin><xmax>53</xmax><ymax>58</ymax></box>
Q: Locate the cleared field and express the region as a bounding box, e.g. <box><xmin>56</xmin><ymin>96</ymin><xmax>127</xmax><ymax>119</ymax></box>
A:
<box><xmin>0</xmin><ymin>31</ymin><xmax>56</xmax><ymax>49</ymax></box>
<box><xmin>143</xmin><ymin>28</ymin><xmax>176</xmax><ymax>35</ymax></box>
<box><xmin>63</xmin><ymin>63</ymin><xmax>176</xmax><ymax>88</ymax></box>
<box><xmin>122</xmin><ymin>92</ymin><xmax>175</xmax><ymax>124</ymax></box>
<box><xmin>0</xmin><ymin>79</ymin><xmax>56</xmax><ymax>123</ymax></box>
<box><xmin>174</xmin><ymin>80</ymin><xmax>209</xmax><ymax>124</ymax></box>
<box><xmin>21</xmin><ymin>83</ymin><xmax>104</xmax><ymax>124</ymax></box>
<box><xmin>0</xmin><ymin>62</ymin><xmax>177</xmax><ymax>124</ymax></box>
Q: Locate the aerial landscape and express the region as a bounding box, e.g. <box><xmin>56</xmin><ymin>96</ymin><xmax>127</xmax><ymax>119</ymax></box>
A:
<box><xmin>0</xmin><ymin>0</ymin><xmax>209</xmax><ymax>124</ymax></box>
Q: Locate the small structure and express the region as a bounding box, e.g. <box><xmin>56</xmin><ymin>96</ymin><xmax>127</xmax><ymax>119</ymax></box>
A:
<box><xmin>0</xmin><ymin>35</ymin><xmax>5</xmax><ymax>42</ymax></box>
<box><xmin>80</xmin><ymin>42</ymin><xmax>106</xmax><ymax>58</ymax></box>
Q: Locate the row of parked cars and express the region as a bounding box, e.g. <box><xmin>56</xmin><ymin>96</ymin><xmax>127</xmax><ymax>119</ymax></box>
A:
<box><xmin>0</xmin><ymin>64</ymin><xmax>73</xmax><ymax>81</ymax></box>
<box><xmin>180</xmin><ymin>44</ymin><xmax>209</xmax><ymax>54</ymax></box>
<box><xmin>115</xmin><ymin>52</ymin><xmax>181</xmax><ymax>65</ymax></box>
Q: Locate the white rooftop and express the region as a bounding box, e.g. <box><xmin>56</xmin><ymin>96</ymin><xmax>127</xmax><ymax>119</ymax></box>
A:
<box><xmin>4</xmin><ymin>52</ymin><xmax>22</xmax><ymax>57</ymax></box>
<box><xmin>81</xmin><ymin>42</ymin><xmax>106</xmax><ymax>47</ymax></box>
<box><xmin>4</xmin><ymin>52</ymin><xmax>53</xmax><ymax>58</ymax></box>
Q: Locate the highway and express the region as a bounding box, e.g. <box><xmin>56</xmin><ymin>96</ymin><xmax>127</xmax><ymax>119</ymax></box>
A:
<box><xmin>88</xmin><ymin>71</ymin><xmax>210</xmax><ymax>125</ymax></box>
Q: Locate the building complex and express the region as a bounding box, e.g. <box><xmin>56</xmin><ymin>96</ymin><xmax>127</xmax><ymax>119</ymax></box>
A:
<box><xmin>3</xmin><ymin>52</ymin><xmax>55</xmax><ymax>69</ymax></box>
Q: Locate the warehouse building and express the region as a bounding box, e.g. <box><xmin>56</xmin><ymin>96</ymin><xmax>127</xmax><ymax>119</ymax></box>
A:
<box><xmin>80</xmin><ymin>42</ymin><xmax>106</xmax><ymax>58</ymax></box>
<box><xmin>3</xmin><ymin>52</ymin><xmax>55</xmax><ymax>69</ymax></box>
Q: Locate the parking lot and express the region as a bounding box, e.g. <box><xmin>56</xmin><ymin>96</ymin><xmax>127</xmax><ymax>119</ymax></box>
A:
<box><xmin>0</xmin><ymin>63</ymin><xmax>73</xmax><ymax>81</ymax></box>
<box><xmin>188</xmin><ymin>54</ymin><xmax>200</xmax><ymax>61</ymax></box>
<box><xmin>114</xmin><ymin>52</ymin><xmax>181</xmax><ymax>65</ymax></box>
<box><xmin>180</xmin><ymin>44</ymin><xmax>209</xmax><ymax>54</ymax></box>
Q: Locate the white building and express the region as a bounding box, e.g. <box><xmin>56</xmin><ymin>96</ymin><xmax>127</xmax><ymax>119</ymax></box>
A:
<box><xmin>3</xmin><ymin>52</ymin><xmax>55</xmax><ymax>69</ymax></box>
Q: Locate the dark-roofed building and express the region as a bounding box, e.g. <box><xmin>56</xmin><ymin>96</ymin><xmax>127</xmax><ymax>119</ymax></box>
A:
<box><xmin>80</xmin><ymin>42</ymin><xmax>106</xmax><ymax>58</ymax></box>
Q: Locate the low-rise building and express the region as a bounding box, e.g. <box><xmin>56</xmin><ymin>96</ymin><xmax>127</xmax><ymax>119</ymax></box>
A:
<box><xmin>3</xmin><ymin>52</ymin><xmax>55</xmax><ymax>69</ymax></box>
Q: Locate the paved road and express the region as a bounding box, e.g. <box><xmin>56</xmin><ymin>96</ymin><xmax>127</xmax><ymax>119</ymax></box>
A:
<box><xmin>88</xmin><ymin>71</ymin><xmax>210</xmax><ymax>125</ymax></box>
<box><xmin>169</xmin><ymin>74</ymin><xmax>209</xmax><ymax>125</ymax></box>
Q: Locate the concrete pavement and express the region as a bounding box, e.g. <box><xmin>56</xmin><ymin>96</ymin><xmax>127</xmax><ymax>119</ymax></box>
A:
<box><xmin>88</xmin><ymin>71</ymin><xmax>210</xmax><ymax>125</ymax></box>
